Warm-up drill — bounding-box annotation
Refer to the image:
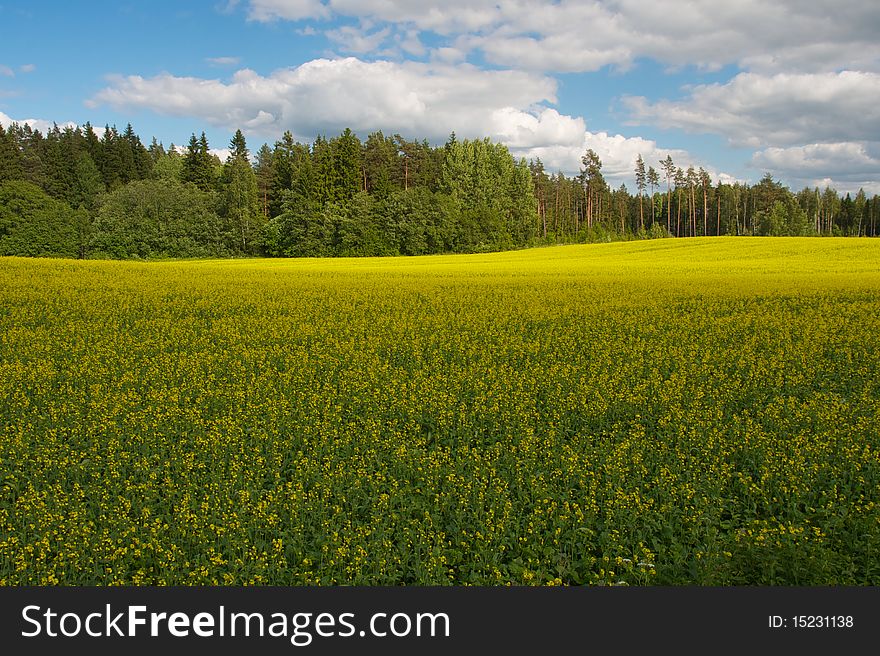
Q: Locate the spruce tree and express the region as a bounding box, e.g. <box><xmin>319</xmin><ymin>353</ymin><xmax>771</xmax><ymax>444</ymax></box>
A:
<box><xmin>41</xmin><ymin>124</ymin><xmax>75</xmax><ymax>203</ymax></box>
<box><xmin>229</xmin><ymin>129</ymin><xmax>249</xmax><ymax>163</ymax></box>
<box><xmin>254</xmin><ymin>143</ymin><xmax>274</xmax><ymax>217</ymax></box>
<box><xmin>0</xmin><ymin>124</ymin><xmax>23</xmax><ymax>182</ymax></box>
<box><xmin>181</xmin><ymin>132</ymin><xmax>214</xmax><ymax>191</ymax></box>
<box><xmin>73</xmin><ymin>153</ymin><xmax>105</xmax><ymax>210</ymax></box>
<box><xmin>100</xmin><ymin>125</ymin><xmax>123</xmax><ymax>189</ymax></box>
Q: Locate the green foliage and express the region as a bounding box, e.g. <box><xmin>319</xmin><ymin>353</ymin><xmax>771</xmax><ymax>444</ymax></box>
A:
<box><xmin>336</xmin><ymin>192</ymin><xmax>394</xmax><ymax>257</ymax></box>
<box><xmin>180</xmin><ymin>133</ymin><xmax>215</xmax><ymax>192</ymax></box>
<box><xmin>0</xmin><ymin>180</ymin><xmax>85</xmax><ymax>258</ymax></box>
<box><xmin>383</xmin><ymin>187</ymin><xmax>457</xmax><ymax>255</ymax></box>
<box><xmin>151</xmin><ymin>148</ymin><xmax>184</xmax><ymax>182</ymax></box>
<box><xmin>222</xmin><ymin>148</ymin><xmax>263</xmax><ymax>254</ymax></box>
<box><xmin>363</xmin><ymin>131</ymin><xmax>397</xmax><ymax>199</ymax></box>
<box><xmin>0</xmin><ymin>119</ymin><xmax>877</xmax><ymax>262</ymax></box>
<box><xmin>440</xmin><ymin>136</ymin><xmax>536</xmax><ymax>248</ymax></box>
<box><xmin>757</xmin><ymin>199</ymin><xmax>813</xmax><ymax>236</ymax></box>
<box><xmin>0</xmin><ymin>124</ymin><xmax>23</xmax><ymax>182</ymax></box>
<box><xmin>90</xmin><ymin>179</ymin><xmax>225</xmax><ymax>258</ymax></box>
<box><xmin>72</xmin><ymin>153</ymin><xmax>105</xmax><ymax>211</ymax></box>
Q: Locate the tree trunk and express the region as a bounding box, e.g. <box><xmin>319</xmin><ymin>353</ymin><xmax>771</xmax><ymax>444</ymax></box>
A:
<box><xmin>676</xmin><ymin>189</ymin><xmax>681</xmax><ymax>237</ymax></box>
<box><xmin>639</xmin><ymin>192</ymin><xmax>644</xmax><ymax>232</ymax></box>
<box><xmin>554</xmin><ymin>184</ymin><xmax>559</xmax><ymax>238</ymax></box>
<box><xmin>541</xmin><ymin>192</ymin><xmax>547</xmax><ymax>239</ymax></box>
<box><xmin>703</xmin><ymin>187</ymin><xmax>708</xmax><ymax>236</ymax></box>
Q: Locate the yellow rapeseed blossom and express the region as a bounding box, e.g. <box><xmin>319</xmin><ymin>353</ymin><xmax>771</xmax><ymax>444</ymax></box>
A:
<box><xmin>0</xmin><ymin>237</ymin><xmax>879</xmax><ymax>585</ymax></box>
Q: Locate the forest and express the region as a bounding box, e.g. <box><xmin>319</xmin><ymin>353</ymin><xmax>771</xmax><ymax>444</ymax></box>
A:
<box><xmin>1</xmin><ymin>121</ymin><xmax>878</xmax><ymax>259</ymax></box>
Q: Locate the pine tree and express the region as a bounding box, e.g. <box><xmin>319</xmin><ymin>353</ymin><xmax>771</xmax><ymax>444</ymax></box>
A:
<box><xmin>674</xmin><ymin>166</ymin><xmax>686</xmax><ymax>237</ymax></box>
<box><xmin>580</xmin><ymin>149</ymin><xmax>603</xmax><ymax>230</ymax></box>
<box><xmin>647</xmin><ymin>166</ymin><xmax>659</xmax><ymax>228</ymax></box>
<box><xmin>661</xmin><ymin>155</ymin><xmax>675</xmax><ymax>234</ymax></box>
<box><xmin>686</xmin><ymin>166</ymin><xmax>697</xmax><ymax>237</ymax></box>
<box><xmin>699</xmin><ymin>168</ymin><xmax>712</xmax><ymax>236</ymax></box>
<box><xmin>634</xmin><ymin>154</ymin><xmax>646</xmax><ymax>232</ymax></box>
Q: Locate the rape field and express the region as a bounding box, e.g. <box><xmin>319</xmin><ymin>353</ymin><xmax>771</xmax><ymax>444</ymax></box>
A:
<box><xmin>1</xmin><ymin>237</ymin><xmax>879</xmax><ymax>585</ymax></box>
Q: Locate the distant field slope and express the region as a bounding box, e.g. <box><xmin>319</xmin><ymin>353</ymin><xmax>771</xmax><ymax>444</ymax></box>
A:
<box><xmin>1</xmin><ymin>237</ymin><xmax>879</xmax><ymax>585</ymax></box>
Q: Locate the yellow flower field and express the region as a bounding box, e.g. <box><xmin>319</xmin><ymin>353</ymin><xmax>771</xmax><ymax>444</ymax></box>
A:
<box><xmin>1</xmin><ymin>237</ymin><xmax>879</xmax><ymax>585</ymax></box>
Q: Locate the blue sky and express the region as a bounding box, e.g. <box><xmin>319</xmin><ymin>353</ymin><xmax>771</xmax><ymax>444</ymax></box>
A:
<box><xmin>1</xmin><ymin>1</ymin><xmax>878</xmax><ymax>192</ymax></box>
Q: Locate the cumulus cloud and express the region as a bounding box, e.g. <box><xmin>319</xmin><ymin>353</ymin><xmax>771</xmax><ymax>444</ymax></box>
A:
<box><xmin>752</xmin><ymin>142</ymin><xmax>880</xmax><ymax>194</ymax></box>
<box><xmin>622</xmin><ymin>71</ymin><xmax>880</xmax><ymax>148</ymax></box>
<box><xmin>244</xmin><ymin>0</ymin><xmax>880</xmax><ymax>74</ymax></box>
<box><xmin>0</xmin><ymin>111</ymin><xmax>77</xmax><ymax>134</ymax></box>
<box><xmin>210</xmin><ymin>147</ymin><xmax>235</xmax><ymax>162</ymax></box>
<box><xmin>89</xmin><ymin>56</ymin><xmax>732</xmax><ymax>184</ymax></box>
<box><xmin>230</xmin><ymin>1</ymin><xmax>880</xmax><ymax>190</ymax></box>
<box><xmin>0</xmin><ymin>64</ymin><xmax>14</xmax><ymax>77</ymax></box>
<box><xmin>90</xmin><ymin>58</ymin><xmax>562</xmax><ymax>144</ymax></box>
<box><xmin>511</xmin><ymin>128</ymin><xmax>721</xmax><ymax>188</ymax></box>
<box><xmin>19</xmin><ymin>63</ymin><xmax>36</xmax><ymax>74</ymax></box>
<box><xmin>490</xmin><ymin>107</ymin><xmax>584</xmax><ymax>150</ymax></box>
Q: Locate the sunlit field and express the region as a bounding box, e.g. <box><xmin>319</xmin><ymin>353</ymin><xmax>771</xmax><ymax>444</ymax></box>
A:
<box><xmin>1</xmin><ymin>237</ymin><xmax>879</xmax><ymax>585</ymax></box>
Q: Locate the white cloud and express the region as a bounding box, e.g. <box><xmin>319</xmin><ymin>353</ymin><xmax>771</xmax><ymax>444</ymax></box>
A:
<box><xmin>0</xmin><ymin>111</ymin><xmax>77</xmax><ymax>134</ymax></box>
<box><xmin>398</xmin><ymin>29</ymin><xmax>425</xmax><ymax>57</ymax></box>
<box><xmin>206</xmin><ymin>56</ymin><xmax>241</xmax><ymax>66</ymax></box>
<box><xmin>510</xmin><ymin>127</ymin><xmax>723</xmax><ymax>188</ymax></box>
<box><xmin>210</xmin><ymin>147</ymin><xmax>234</xmax><ymax>162</ymax></box>
<box><xmin>326</xmin><ymin>25</ymin><xmax>391</xmax><ymax>54</ymax></box>
<box><xmin>325</xmin><ymin>0</ymin><xmax>501</xmax><ymax>34</ymax></box>
<box><xmin>90</xmin><ymin>57</ymin><xmax>560</xmax><ymax>144</ymax></box>
<box><xmin>230</xmin><ymin>2</ymin><xmax>879</xmax><ymax>190</ymax></box>
<box><xmin>0</xmin><ymin>64</ymin><xmax>14</xmax><ymax>77</ymax></box>
<box><xmin>244</xmin><ymin>1</ymin><xmax>880</xmax><ymax>74</ymax></box>
<box><xmin>752</xmin><ymin>142</ymin><xmax>880</xmax><ymax>194</ymax></box>
<box><xmin>19</xmin><ymin>63</ymin><xmax>36</xmax><ymax>74</ymax></box>
<box><xmin>622</xmin><ymin>71</ymin><xmax>880</xmax><ymax>148</ymax></box>
<box><xmin>246</xmin><ymin>0</ymin><xmax>505</xmax><ymax>34</ymax></box>
<box><xmin>476</xmin><ymin>34</ymin><xmax>633</xmax><ymax>74</ymax></box>
<box><xmin>431</xmin><ymin>47</ymin><xmax>465</xmax><ymax>64</ymax></box>
<box><xmin>89</xmin><ymin>56</ymin><xmax>738</xmax><ymax>185</ymax></box>
<box><xmin>247</xmin><ymin>0</ymin><xmax>329</xmax><ymax>21</ymax></box>
<box><xmin>490</xmin><ymin>107</ymin><xmax>584</xmax><ymax>150</ymax></box>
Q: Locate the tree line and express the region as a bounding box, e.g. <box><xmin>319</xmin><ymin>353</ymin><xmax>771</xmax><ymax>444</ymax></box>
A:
<box><xmin>0</xmin><ymin>120</ymin><xmax>877</xmax><ymax>259</ymax></box>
